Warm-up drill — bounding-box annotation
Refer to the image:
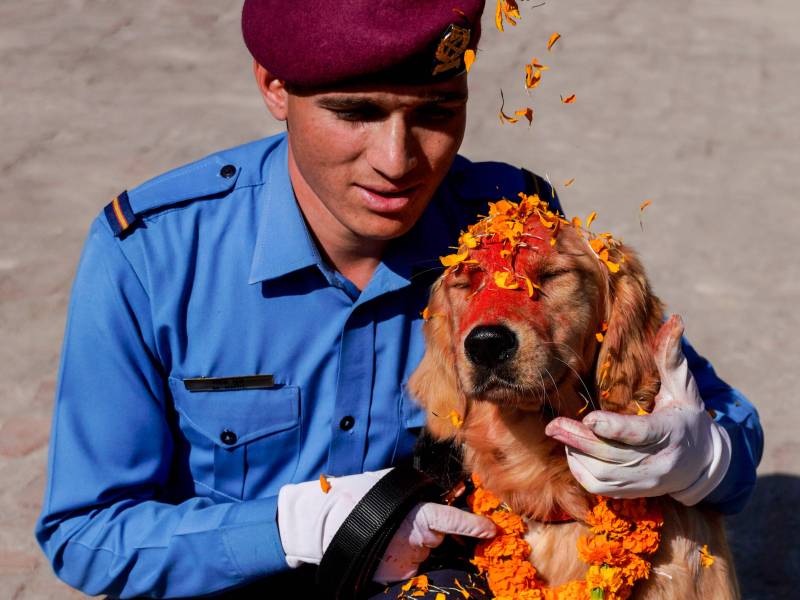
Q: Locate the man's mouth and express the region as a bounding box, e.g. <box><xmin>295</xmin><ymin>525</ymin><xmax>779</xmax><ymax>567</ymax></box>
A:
<box><xmin>356</xmin><ymin>184</ymin><xmax>421</xmax><ymax>213</ymax></box>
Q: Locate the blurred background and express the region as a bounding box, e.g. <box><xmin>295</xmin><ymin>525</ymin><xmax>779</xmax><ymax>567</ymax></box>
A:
<box><xmin>1</xmin><ymin>1</ymin><xmax>797</xmax><ymax>597</ymax></box>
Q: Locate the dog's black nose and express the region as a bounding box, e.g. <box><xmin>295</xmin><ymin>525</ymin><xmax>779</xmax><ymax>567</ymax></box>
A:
<box><xmin>464</xmin><ymin>325</ymin><xmax>518</xmax><ymax>368</ymax></box>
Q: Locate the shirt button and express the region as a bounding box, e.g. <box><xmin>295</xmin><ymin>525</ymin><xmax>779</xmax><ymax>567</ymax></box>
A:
<box><xmin>219</xmin><ymin>164</ymin><xmax>237</xmax><ymax>179</ymax></box>
<box><xmin>339</xmin><ymin>416</ymin><xmax>355</xmax><ymax>431</ymax></box>
<box><xmin>220</xmin><ymin>429</ymin><xmax>238</xmax><ymax>445</ymax></box>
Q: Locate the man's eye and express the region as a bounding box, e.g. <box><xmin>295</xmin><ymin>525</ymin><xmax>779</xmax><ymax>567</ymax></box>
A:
<box><xmin>331</xmin><ymin>108</ymin><xmax>382</xmax><ymax>122</ymax></box>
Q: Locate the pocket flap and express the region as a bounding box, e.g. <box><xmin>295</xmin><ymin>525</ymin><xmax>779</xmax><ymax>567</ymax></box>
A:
<box><xmin>168</xmin><ymin>377</ymin><xmax>300</xmax><ymax>449</ymax></box>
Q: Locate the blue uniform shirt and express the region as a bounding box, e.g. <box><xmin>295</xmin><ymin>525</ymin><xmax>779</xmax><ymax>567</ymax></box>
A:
<box><xmin>36</xmin><ymin>133</ymin><xmax>762</xmax><ymax>598</ymax></box>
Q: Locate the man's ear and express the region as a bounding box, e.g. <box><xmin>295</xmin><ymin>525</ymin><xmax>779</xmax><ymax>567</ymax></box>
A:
<box><xmin>253</xmin><ymin>60</ymin><xmax>288</xmax><ymax>121</ymax></box>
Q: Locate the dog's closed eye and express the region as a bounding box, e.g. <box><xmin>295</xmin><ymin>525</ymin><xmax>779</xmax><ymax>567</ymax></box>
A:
<box><xmin>538</xmin><ymin>268</ymin><xmax>572</xmax><ymax>283</ymax></box>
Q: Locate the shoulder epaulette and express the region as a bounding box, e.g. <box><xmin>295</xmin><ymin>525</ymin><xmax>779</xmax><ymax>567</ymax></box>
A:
<box><xmin>103</xmin><ymin>155</ymin><xmax>241</xmax><ymax>237</ymax></box>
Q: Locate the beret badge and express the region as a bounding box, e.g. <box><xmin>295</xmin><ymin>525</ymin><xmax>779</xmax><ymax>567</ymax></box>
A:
<box><xmin>432</xmin><ymin>24</ymin><xmax>472</xmax><ymax>76</ymax></box>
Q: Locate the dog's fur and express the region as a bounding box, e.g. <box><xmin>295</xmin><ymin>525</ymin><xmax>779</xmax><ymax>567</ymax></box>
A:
<box><xmin>409</xmin><ymin>219</ymin><xmax>739</xmax><ymax>598</ymax></box>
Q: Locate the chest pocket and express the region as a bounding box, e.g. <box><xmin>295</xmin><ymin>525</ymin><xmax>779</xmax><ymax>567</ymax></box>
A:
<box><xmin>168</xmin><ymin>377</ymin><xmax>301</xmax><ymax>500</ymax></box>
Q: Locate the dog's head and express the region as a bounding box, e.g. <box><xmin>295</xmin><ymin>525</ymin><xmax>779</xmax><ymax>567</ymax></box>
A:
<box><xmin>410</xmin><ymin>194</ymin><xmax>664</xmax><ymax>440</ymax></box>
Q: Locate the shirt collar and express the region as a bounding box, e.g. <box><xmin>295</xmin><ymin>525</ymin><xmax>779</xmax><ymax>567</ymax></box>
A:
<box><xmin>248</xmin><ymin>136</ymin><xmax>323</xmax><ymax>284</ymax></box>
<box><xmin>249</xmin><ymin>135</ymin><xmax>457</xmax><ymax>297</ymax></box>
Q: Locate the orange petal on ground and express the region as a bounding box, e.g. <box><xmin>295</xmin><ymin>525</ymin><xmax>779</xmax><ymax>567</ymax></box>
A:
<box><xmin>547</xmin><ymin>32</ymin><xmax>562</xmax><ymax>51</ymax></box>
<box><xmin>561</xmin><ymin>93</ymin><xmax>577</xmax><ymax>104</ymax></box>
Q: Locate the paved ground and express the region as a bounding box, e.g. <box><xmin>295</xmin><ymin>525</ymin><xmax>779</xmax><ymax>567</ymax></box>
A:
<box><xmin>1</xmin><ymin>1</ymin><xmax>797</xmax><ymax>597</ymax></box>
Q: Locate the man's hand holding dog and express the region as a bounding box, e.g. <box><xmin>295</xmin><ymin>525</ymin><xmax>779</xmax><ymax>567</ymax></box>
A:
<box><xmin>545</xmin><ymin>315</ymin><xmax>733</xmax><ymax>505</ymax></box>
<box><xmin>277</xmin><ymin>469</ymin><xmax>496</xmax><ymax>583</ymax></box>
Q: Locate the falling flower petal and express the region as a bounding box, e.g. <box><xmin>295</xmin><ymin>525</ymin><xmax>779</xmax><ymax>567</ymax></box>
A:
<box><xmin>561</xmin><ymin>93</ymin><xmax>577</xmax><ymax>104</ymax></box>
<box><xmin>547</xmin><ymin>32</ymin><xmax>562</xmax><ymax>51</ymax></box>
<box><xmin>495</xmin><ymin>0</ymin><xmax>521</xmax><ymax>32</ymax></box>
<box><xmin>515</xmin><ymin>107</ymin><xmax>534</xmax><ymax>125</ymax></box>
<box><xmin>564</xmin><ymin>178</ymin><xmax>576</xmax><ymax>187</ymax></box>
<box><xmin>464</xmin><ymin>49</ymin><xmax>476</xmax><ymax>72</ymax></box>
<box><xmin>319</xmin><ymin>474</ymin><xmax>331</xmax><ymax>494</ymax></box>
<box><xmin>525</xmin><ymin>64</ymin><xmax>544</xmax><ymax>90</ymax></box>
<box><xmin>639</xmin><ymin>199</ymin><xmax>653</xmax><ymax>230</ymax></box>
<box><xmin>586</xmin><ymin>211</ymin><xmax>598</xmax><ymax>229</ymax></box>
<box><xmin>498</xmin><ymin>90</ymin><xmax>520</xmax><ymax>124</ymax></box>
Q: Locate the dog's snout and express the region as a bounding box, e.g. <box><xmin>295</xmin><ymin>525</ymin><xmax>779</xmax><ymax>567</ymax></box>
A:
<box><xmin>464</xmin><ymin>325</ymin><xmax>518</xmax><ymax>368</ymax></box>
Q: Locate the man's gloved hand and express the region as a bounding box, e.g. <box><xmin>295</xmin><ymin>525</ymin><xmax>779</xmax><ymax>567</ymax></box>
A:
<box><xmin>277</xmin><ymin>469</ymin><xmax>496</xmax><ymax>584</ymax></box>
<box><xmin>545</xmin><ymin>315</ymin><xmax>732</xmax><ymax>506</ymax></box>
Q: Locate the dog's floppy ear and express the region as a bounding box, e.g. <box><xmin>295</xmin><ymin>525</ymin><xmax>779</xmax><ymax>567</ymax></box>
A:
<box><xmin>595</xmin><ymin>247</ymin><xmax>664</xmax><ymax>414</ymax></box>
<box><xmin>408</xmin><ymin>280</ymin><xmax>467</xmax><ymax>441</ymax></box>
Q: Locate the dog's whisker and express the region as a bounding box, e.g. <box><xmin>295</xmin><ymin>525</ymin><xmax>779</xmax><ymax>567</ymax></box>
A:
<box><xmin>539</xmin><ymin>341</ymin><xmax>589</xmax><ymax>371</ymax></box>
<box><xmin>543</xmin><ymin>367</ymin><xmax>562</xmax><ymax>413</ymax></box>
<box><xmin>549</xmin><ymin>355</ymin><xmax>595</xmax><ymax>410</ymax></box>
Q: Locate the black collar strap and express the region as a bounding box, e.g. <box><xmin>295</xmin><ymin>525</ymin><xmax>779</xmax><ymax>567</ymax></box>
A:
<box><xmin>316</xmin><ymin>466</ymin><xmax>444</xmax><ymax>599</ymax></box>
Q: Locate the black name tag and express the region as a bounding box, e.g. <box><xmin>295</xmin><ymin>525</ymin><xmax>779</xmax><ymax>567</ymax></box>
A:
<box><xmin>183</xmin><ymin>375</ymin><xmax>275</xmax><ymax>392</ymax></box>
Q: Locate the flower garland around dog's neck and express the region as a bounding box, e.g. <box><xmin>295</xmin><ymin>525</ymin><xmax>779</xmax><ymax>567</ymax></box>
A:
<box><xmin>468</xmin><ymin>474</ymin><xmax>663</xmax><ymax>600</ymax></box>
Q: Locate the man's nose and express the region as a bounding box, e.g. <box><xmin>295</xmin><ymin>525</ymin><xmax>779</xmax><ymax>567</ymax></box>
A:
<box><xmin>464</xmin><ymin>325</ymin><xmax>518</xmax><ymax>368</ymax></box>
<box><xmin>369</xmin><ymin>116</ymin><xmax>419</xmax><ymax>181</ymax></box>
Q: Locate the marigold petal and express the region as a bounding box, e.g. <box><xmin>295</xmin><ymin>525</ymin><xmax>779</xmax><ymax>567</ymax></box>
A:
<box><xmin>440</xmin><ymin>251</ymin><xmax>469</xmax><ymax>267</ymax></box>
<box><xmin>464</xmin><ymin>49</ymin><xmax>476</xmax><ymax>73</ymax></box>
<box><xmin>515</xmin><ymin>107</ymin><xmax>534</xmax><ymax>125</ymax></box>
<box><xmin>561</xmin><ymin>93</ymin><xmax>577</xmax><ymax>104</ymax></box>
<box><xmin>494</xmin><ymin>271</ymin><xmax>520</xmax><ymax>290</ymax></box>
<box><xmin>547</xmin><ymin>32</ymin><xmax>561</xmax><ymax>51</ymax></box>
<box><xmin>319</xmin><ymin>474</ymin><xmax>331</xmax><ymax>493</ymax></box>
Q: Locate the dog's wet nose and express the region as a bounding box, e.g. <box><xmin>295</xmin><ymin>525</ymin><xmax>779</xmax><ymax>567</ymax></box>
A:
<box><xmin>464</xmin><ymin>325</ymin><xmax>518</xmax><ymax>368</ymax></box>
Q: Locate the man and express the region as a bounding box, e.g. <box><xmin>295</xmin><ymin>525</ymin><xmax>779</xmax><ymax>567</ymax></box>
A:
<box><xmin>36</xmin><ymin>1</ymin><xmax>762</xmax><ymax>598</ymax></box>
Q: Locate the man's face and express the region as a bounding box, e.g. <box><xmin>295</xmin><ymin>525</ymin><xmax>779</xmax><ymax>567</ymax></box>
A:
<box><xmin>283</xmin><ymin>75</ymin><xmax>468</xmax><ymax>242</ymax></box>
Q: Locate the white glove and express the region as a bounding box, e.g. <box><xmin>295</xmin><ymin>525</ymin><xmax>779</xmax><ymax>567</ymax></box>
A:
<box><xmin>545</xmin><ymin>315</ymin><xmax>732</xmax><ymax>506</ymax></box>
<box><xmin>277</xmin><ymin>469</ymin><xmax>496</xmax><ymax>583</ymax></box>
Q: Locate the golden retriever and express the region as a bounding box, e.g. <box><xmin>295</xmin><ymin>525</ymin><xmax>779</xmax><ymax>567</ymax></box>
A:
<box><xmin>408</xmin><ymin>196</ymin><xmax>739</xmax><ymax>598</ymax></box>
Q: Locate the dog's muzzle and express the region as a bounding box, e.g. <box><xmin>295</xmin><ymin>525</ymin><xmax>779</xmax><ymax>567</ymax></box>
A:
<box><xmin>464</xmin><ymin>325</ymin><xmax>518</xmax><ymax>369</ymax></box>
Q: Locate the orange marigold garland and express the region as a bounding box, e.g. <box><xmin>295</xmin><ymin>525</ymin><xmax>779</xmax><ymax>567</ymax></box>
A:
<box><xmin>467</xmin><ymin>474</ymin><xmax>664</xmax><ymax>600</ymax></box>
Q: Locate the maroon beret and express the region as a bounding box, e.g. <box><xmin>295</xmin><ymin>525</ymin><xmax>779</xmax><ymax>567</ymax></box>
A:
<box><xmin>242</xmin><ymin>0</ymin><xmax>485</xmax><ymax>88</ymax></box>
